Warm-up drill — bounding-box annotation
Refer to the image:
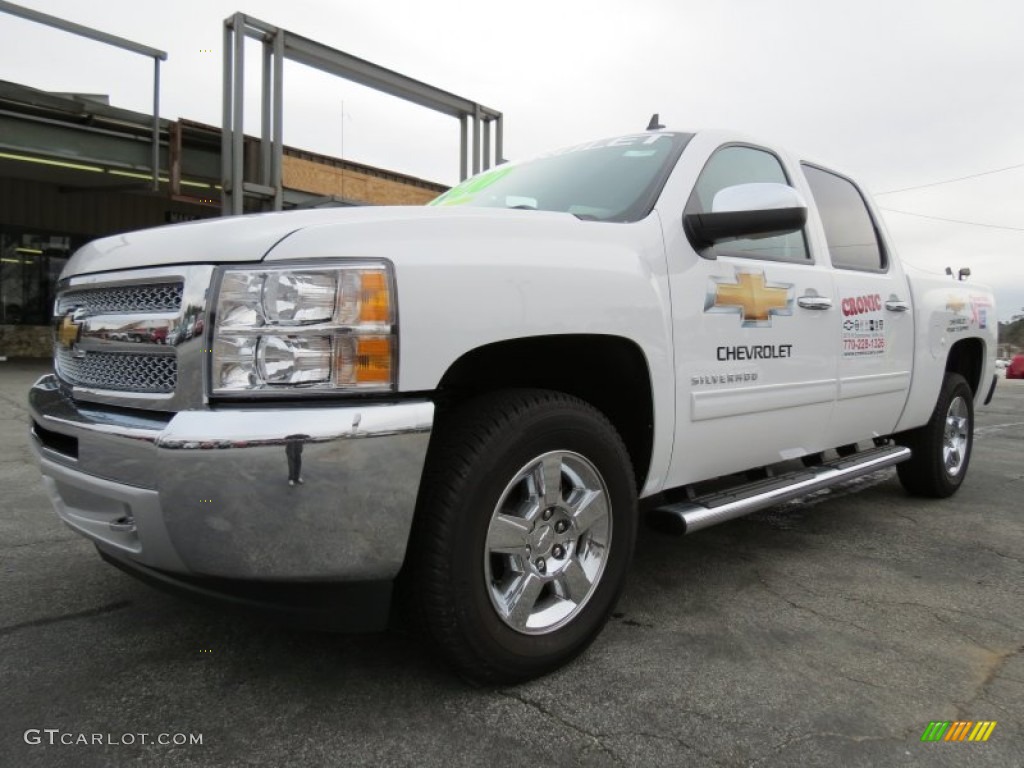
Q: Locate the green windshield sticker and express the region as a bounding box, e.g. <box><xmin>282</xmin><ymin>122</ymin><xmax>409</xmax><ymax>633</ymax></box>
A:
<box><xmin>429</xmin><ymin>165</ymin><xmax>515</xmax><ymax>206</ymax></box>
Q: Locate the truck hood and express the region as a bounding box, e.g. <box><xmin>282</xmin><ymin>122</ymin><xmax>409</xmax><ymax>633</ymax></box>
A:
<box><xmin>61</xmin><ymin>206</ymin><xmax>606</xmax><ymax>278</ymax></box>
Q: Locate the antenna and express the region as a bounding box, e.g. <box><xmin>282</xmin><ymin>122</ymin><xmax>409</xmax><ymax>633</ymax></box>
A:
<box><xmin>646</xmin><ymin>113</ymin><xmax>665</xmax><ymax>131</ymax></box>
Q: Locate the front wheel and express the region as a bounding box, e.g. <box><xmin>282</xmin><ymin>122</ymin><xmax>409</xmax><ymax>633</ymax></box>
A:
<box><xmin>896</xmin><ymin>372</ymin><xmax>974</xmax><ymax>498</ymax></box>
<box><xmin>407</xmin><ymin>389</ymin><xmax>637</xmax><ymax>684</ymax></box>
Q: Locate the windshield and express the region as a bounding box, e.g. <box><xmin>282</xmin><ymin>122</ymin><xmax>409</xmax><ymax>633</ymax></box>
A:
<box><xmin>429</xmin><ymin>132</ymin><xmax>692</xmax><ymax>222</ymax></box>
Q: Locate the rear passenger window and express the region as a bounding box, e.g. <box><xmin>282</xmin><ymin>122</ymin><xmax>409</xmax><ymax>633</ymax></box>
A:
<box><xmin>688</xmin><ymin>146</ymin><xmax>809</xmax><ymax>263</ymax></box>
<box><xmin>802</xmin><ymin>164</ymin><xmax>886</xmax><ymax>271</ymax></box>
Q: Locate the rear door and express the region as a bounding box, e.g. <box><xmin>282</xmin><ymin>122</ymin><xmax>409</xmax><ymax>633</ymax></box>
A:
<box><xmin>800</xmin><ymin>164</ymin><xmax>914</xmax><ymax>445</ymax></box>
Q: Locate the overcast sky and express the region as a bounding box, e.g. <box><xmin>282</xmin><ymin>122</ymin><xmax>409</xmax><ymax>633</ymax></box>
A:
<box><xmin>2</xmin><ymin>0</ymin><xmax>1022</xmax><ymax>319</ymax></box>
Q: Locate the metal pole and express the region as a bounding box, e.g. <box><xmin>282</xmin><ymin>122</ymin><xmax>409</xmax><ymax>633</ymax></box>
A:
<box><xmin>471</xmin><ymin>108</ymin><xmax>480</xmax><ymax>176</ymax></box>
<box><xmin>261</xmin><ymin>38</ymin><xmax>272</xmax><ymax>191</ymax></box>
<box><xmin>482</xmin><ymin>117</ymin><xmax>490</xmax><ymax>171</ymax></box>
<box><xmin>151</xmin><ymin>57</ymin><xmax>160</xmax><ymax>191</ymax></box>
<box><xmin>272</xmin><ymin>29</ymin><xmax>284</xmax><ymax>211</ymax></box>
<box><xmin>459</xmin><ymin>114</ymin><xmax>468</xmax><ymax>181</ymax></box>
<box><xmin>169</xmin><ymin>120</ymin><xmax>182</xmax><ymax>196</ymax></box>
<box><xmin>231</xmin><ymin>13</ymin><xmax>245</xmax><ymax>215</ymax></box>
<box><xmin>221</xmin><ymin>20</ymin><xmax>232</xmax><ymax>215</ymax></box>
<box><xmin>495</xmin><ymin>115</ymin><xmax>504</xmax><ymax>165</ymax></box>
<box><xmin>0</xmin><ymin>0</ymin><xmax>167</xmax><ymax>59</ymax></box>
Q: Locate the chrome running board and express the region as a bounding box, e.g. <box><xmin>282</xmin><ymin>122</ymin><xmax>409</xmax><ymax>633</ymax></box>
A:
<box><xmin>652</xmin><ymin>445</ymin><xmax>911</xmax><ymax>534</ymax></box>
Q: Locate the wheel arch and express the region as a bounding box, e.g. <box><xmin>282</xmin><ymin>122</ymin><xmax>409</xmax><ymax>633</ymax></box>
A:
<box><xmin>433</xmin><ymin>334</ymin><xmax>655</xmax><ymax>491</ymax></box>
<box><xmin>946</xmin><ymin>337</ymin><xmax>985</xmax><ymax>397</ymax></box>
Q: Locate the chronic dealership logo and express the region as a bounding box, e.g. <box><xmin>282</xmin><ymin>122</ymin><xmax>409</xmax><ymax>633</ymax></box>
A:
<box><xmin>704</xmin><ymin>268</ymin><xmax>794</xmax><ymax>328</ymax></box>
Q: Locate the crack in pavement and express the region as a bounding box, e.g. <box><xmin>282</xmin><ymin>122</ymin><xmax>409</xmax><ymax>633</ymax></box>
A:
<box><xmin>747</xmin><ymin>730</ymin><xmax>902</xmax><ymax>767</ymax></box>
<box><xmin>955</xmin><ymin>644</ymin><xmax>1024</xmax><ymax>717</ymax></box>
<box><xmin>497</xmin><ymin>689</ymin><xmax>736</xmax><ymax>767</ymax></box>
<box><xmin>886</xmin><ymin>509</ymin><xmax>921</xmax><ymax>525</ymax></box>
<box><xmin>753</xmin><ymin>571</ymin><xmax>1024</xmax><ymax>707</ymax></box>
<box><xmin>753</xmin><ymin>570</ymin><xmax>879</xmax><ymax>636</ymax></box>
<box><xmin>497</xmin><ymin>689</ymin><xmax>625</xmax><ymax>766</ymax></box>
<box><xmin>0</xmin><ymin>601</ymin><xmax>133</xmax><ymax>638</ymax></box>
<box><xmin>829</xmin><ymin>668</ymin><xmax>893</xmax><ymax>692</ymax></box>
<box><xmin>928</xmin><ymin>608</ymin><xmax>992</xmax><ymax>645</ymax></box>
<box><xmin>607</xmin><ymin>730</ymin><xmax>732</xmax><ymax>767</ymax></box>
<box><xmin>602</xmin><ymin>729</ymin><xmax>733</xmax><ymax>765</ymax></box>
<box><xmin>929</xmin><ymin>611</ymin><xmax>1006</xmax><ymax>656</ymax></box>
<box><xmin>0</xmin><ymin>388</ymin><xmax>30</xmax><ymax>416</ymax></box>
<box><xmin>782</xmin><ymin>576</ymin><xmax>1024</xmax><ymax>635</ymax></box>
<box><xmin>974</xmin><ymin>544</ymin><xmax>1024</xmax><ymax>565</ymax></box>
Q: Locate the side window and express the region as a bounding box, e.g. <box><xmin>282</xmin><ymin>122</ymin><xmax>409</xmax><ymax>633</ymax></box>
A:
<box><xmin>687</xmin><ymin>145</ymin><xmax>809</xmax><ymax>262</ymax></box>
<box><xmin>802</xmin><ymin>164</ymin><xmax>886</xmax><ymax>271</ymax></box>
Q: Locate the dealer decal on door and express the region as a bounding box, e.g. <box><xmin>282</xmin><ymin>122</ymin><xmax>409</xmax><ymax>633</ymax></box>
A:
<box><xmin>841</xmin><ymin>293</ymin><xmax>886</xmax><ymax>357</ymax></box>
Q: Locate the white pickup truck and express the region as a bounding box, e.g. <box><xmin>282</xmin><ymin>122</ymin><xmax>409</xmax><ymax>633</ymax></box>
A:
<box><xmin>30</xmin><ymin>128</ymin><xmax>998</xmax><ymax>683</ymax></box>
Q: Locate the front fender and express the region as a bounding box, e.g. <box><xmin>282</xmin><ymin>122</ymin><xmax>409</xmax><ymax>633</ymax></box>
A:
<box><xmin>266</xmin><ymin>212</ymin><xmax>676</xmax><ymax>497</ymax></box>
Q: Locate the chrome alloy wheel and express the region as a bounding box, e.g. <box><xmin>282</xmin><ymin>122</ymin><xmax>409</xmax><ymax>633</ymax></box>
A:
<box><xmin>484</xmin><ymin>450</ymin><xmax>612</xmax><ymax>635</ymax></box>
<box><xmin>943</xmin><ymin>395</ymin><xmax>970</xmax><ymax>477</ymax></box>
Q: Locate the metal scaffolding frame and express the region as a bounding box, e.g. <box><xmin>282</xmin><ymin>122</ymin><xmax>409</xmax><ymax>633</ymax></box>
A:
<box><xmin>0</xmin><ymin>1</ymin><xmax>168</xmax><ymax>192</ymax></box>
<box><xmin>222</xmin><ymin>12</ymin><xmax>503</xmax><ymax>215</ymax></box>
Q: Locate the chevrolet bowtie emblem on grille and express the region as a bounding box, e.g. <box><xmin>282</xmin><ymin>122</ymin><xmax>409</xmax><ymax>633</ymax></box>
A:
<box><xmin>56</xmin><ymin>309</ymin><xmax>87</xmax><ymax>357</ymax></box>
<box><xmin>705</xmin><ymin>269</ymin><xmax>794</xmax><ymax>327</ymax></box>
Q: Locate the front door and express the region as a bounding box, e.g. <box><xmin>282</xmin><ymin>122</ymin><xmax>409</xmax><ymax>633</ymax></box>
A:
<box><xmin>663</xmin><ymin>143</ymin><xmax>838</xmax><ymax>488</ymax></box>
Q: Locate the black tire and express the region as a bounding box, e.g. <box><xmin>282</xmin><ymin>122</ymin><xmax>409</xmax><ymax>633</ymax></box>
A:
<box><xmin>406</xmin><ymin>389</ymin><xmax>637</xmax><ymax>684</ymax></box>
<box><xmin>896</xmin><ymin>372</ymin><xmax>974</xmax><ymax>498</ymax></box>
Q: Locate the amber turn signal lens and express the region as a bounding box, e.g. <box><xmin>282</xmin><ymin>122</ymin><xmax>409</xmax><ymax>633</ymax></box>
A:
<box><xmin>359</xmin><ymin>271</ymin><xmax>391</xmax><ymax>323</ymax></box>
<box><xmin>355</xmin><ymin>337</ymin><xmax>392</xmax><ymax>383</ymax></box>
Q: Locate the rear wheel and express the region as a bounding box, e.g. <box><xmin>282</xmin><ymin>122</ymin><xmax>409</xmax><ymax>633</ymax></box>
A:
<box><xmin>897</xmin><ymin>372</ymin><xmax>974</xmax><ymax>498</ymax></box>
<box><xmin>408</xmin><ymin>389</ymin><xmax>637</xmax><ymax>684</ymax></box>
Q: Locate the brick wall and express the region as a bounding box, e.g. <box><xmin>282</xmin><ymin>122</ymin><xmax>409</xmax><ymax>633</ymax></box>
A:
<box><xmin>282</xmin><ymin>156</ymin><xmax>442</xmax><ymax>206</ymax></box>
<box><xmin>0</xmin><ymin>325</ymin><xmax>51</xmax><ymax>359</ymax></box>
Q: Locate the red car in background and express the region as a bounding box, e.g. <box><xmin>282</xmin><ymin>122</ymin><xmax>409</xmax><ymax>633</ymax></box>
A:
<box><xmin>1007</xmin><ymin>355</ymin><xmax>1024</xmax><ymax>379</ymax></box>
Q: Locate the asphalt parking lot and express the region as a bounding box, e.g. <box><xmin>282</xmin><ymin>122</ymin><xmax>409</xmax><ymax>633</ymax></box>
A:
<box><xmin>1</xmin><ymin>359</ymin><xmax>1021</xmax><ymax>767</ymax></box>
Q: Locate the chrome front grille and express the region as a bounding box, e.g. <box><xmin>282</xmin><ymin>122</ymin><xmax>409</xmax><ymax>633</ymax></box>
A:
<box><xmin>56</xmin><ymin>348</ymin><xmax>177</xmax><ymax>393</ymax></box>
<box><xmin>57</xmin><ymin>283</ymin><xmax>184</xmax><ymax>315</ymax></box>
<box><xmin>53</xmin><ymin>266</ymin><xmax>214</xmax><ymax>411</ymax></box>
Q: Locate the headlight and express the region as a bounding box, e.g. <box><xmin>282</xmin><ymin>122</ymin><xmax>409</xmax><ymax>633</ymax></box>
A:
<box><xmin>211</xmin><ymin>262</ymin><xmax>396</xmax><ymax>394</ymax></box>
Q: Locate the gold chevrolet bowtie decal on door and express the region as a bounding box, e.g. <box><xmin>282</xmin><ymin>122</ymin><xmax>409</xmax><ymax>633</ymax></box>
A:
<box><xmin>705</xmin><ymin>269</ymin><xmax>794</xmax><ymax>327</ymax></box>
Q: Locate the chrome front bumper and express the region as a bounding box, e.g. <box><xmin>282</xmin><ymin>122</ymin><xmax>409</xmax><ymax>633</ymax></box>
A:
<box><xmin>29</xmin><ymin>375</ymin><xmax>433</xmax><ymax>582</ymax></box>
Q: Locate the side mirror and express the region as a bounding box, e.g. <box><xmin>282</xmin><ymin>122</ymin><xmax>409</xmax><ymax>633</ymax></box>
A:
<box><xmin>684</xmin><ymin>182</ymin><xmax>808</xmax><ymax>254</ymax></box>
